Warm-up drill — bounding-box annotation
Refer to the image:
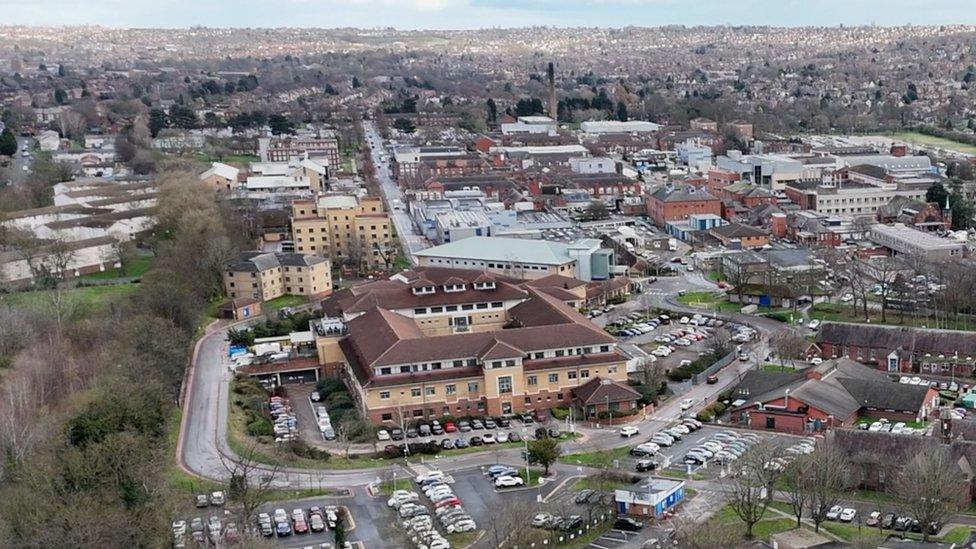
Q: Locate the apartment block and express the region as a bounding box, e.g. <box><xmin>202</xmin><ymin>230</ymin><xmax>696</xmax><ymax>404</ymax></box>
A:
<box><xmin>291</xmin><ymin>195</ymin><xmax>393</xmax><ymax>268</ymax></box>
<box><xmin>224</xmin><ymin>251</ymin><xmax>332</xmax><ymax>302</ymax></box>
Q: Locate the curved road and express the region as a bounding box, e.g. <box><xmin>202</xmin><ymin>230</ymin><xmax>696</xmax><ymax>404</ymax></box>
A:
<box><xmin>177</xmin><ymin>276</ymin><xmax>781</xmax><ymax>488</ymax></box>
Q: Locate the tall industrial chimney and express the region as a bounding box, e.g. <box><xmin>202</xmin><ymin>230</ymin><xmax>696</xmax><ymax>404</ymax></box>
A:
<box><xmin>547</xmin><ymin>61</ymin><xmax>557</xmax><ymax>124</ymax></box>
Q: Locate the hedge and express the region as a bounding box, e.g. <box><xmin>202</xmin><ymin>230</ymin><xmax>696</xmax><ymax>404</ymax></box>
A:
<box><xmin>550</xmin><ymin>407</ymin><xmax>570</xmax><ymax>420</ymax></box>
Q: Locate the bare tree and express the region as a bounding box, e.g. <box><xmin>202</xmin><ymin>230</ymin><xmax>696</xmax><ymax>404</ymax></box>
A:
<box><xmin>674</xmin><ymin>516</ymin><xmax>747</xmax><ymax>549</ymax></box>
<box><xmin>805</xmin><ymin>441</ymin><xmax>852</xmax><ymax>532</ymax></box>
<box><xmin>105</xmin><ymin>237</ymin><xmax>139</xmax><ymax>277</ymax></box>
<box><xmin>893</xmin><ymin>445</ymin><xmax>967</xmax><ymax>542</ymax></box>
<box><xmin>639</xmin><ymin>356</ymin><xmax>666</xmax><ymax>400</ymax></box>
<box><xmin>768</xmin><ymin>328</ymin><xmax>808</xmax><ymax>369</ymax></box>
<box><xmin>722</xmin><ymin>440</ymin><xmax>785</xmax><ymax>539</ymax></box>
<box><xmin>221</xmin><ymin>442</ymin><xmax>282</xmax><ymax>536</ymax></box>
<box><xmin>780</xmin><ymin>457</ymin><xmax>810</xmax><ymax>528</ymax></box>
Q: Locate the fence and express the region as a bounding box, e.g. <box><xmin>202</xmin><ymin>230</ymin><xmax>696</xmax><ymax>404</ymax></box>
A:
<box><xmin>690</xmin><ymin>351</ymin><xmax>737</xmax><ymax>385</ymax></box>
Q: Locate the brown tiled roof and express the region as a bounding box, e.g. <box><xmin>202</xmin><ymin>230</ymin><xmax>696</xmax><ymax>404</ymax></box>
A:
<box><xmin>573</xmin><ymin>377</ymin><xmax>642</xmax><ymax>405</ymax></box>
<box><xmin>523</xmin><ymin>274</ymin><xmax>587</xmax><ymax>290</ymax></box>
<box><xmin>523</xmin><ymin>351</ymin><xmax>627</xmax><ymax>372</ymax></box>
<box><xmin>478</xmin><ymin>339</ymin><xmax>525</xmax><ymax>360</ymax></box>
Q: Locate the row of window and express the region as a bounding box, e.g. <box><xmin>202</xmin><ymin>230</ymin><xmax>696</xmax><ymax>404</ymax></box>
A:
<box><xmin>376</xmin><ymin>366</ymin><xmax>617</xmax><ymax>400</ymax></box>
<box><xmin>412</xmin><ymin>301</ymin><xmax>504</xmax><ymax>315</ymax></box>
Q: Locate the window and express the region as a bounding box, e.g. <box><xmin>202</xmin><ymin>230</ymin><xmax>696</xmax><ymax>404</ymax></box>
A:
<box><xmin>505</xmin><ymin>360</ymin><xmax>516</xmax><ymax>367</ymax></box>
<box><xmin>446</xmin><ymin>305</ymin><xmax>458</xmax><ymax>312</ymax></box>
<box><xmin>534</xmin><ymin>352</ymin><xmax>545</xmax><ymax>359</ymax></box>
<box><xmin>379</xmin><ymin>391</ymin><xmax>390</xmax><ymax>400</ymax></box>
<box><xmin>413</xmin><ymin>410</ymin><xmax>423</xmax><ymax>417</ymax></box>
<box><xmin>446</xmin><ymin>384</ymin><xmax>456</xmax><ymax>395</ymax></box>
<box><xmin>491</xmin><ymin>302</ymin><xmax>503</xmax><ymax>308</ymax></box>
<box><xmin>600</xmin><ymin>345</ymin><xmax>610</xmax><ymax>353</ymax></box>
<box><xmin>430</xmin><ymin>306</ymin><xmax>443</xmax><ymax>313</ymax></box>
<box><xmin>549</xmin><ymin>373</ymin><xmax>558</xmax><ymax>383</ymax></box>
<box><xmin>568</xmin><ymin>371</ymin><xmax>577</xmax><ymax>380</ymax></box>
<box><xmin>608</xmin><ymin>366</ymin><xmax>617</xmax><ymax>374</ymax></box>
<box><xmin>425</xmin><ymin>386</ymin><xmax>436</xmax><ymax>396</ymax></box>
<box><xmin>476</xmin><ymin>303</ymin><xmax>488</xmax><ymax>310</ymax></box>
<box><xmin>400</xmin><ymin>366</ymin><xmax>410</xmax><ymax>373</ymax></box>
<box><xmin>411</xmin><ymin>387</ymin><xmax>421</xmax><ymax>397</ymax></box>
<box><xmin>468</xmin><ymin>382</ymin><xmax>479</xmax><ymax>393</ymax></box>
<box><xmin>498</xmin><ymin>376</ymin><xmax>513</xmax><ymax>394</ymax></box>
<box><xmin>461</xmin><ymin>304</ymin><xmax>474</xmax><ymax>311</ymax></box>
<box><xmin>413</xmin><ymin>308</ymin><xmax>426</xmax><ymax>315</ymax></box>
<box><xmin>555</xmin><ymin>350</ymin><xmax>565</xmax><ymax>357</ymax></box>
<box><xmin>381</xmin><ymin>413</ymin><xmax>393</xmax><ymax>421</ymax></box>
<box><xmin>453</xmin><ymin>360</ymin><xmax>463</xmax><ymax>368</ymax></box>
<box><xmin>527</xmin><ymin>375</ymin><xmax>537</xmax><ymax>386</ymax></box>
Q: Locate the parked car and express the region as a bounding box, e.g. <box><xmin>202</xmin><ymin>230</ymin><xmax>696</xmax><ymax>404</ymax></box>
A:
<box><xmin>636</xmin><ymin>459</ymin><xmax>657</xmax><ymax>472</ymax></box>
<box><xmin>839</xmin><ymin>508</ymin><xmax>857</xmax><ymax>522</ymax></box>
<box><xmin>195</xmin><ymin>494</ymin><xmax>209</xmax><ymax>508</ymax></box>
<box><xmin>482</xmin><ymin>433</ymin><xmax>497</xmax><ymax>444</ymax></box>
<box><xmin>470</xmin><ymin>436</ymin><xmax>484</xmax><ymax>446</ymax></box>
<box><xmin>865</xmin><ymin>511</ymin><xmax>881</xmax><ymax>527</ymax></box>
<box><xmin>495</xmin><ymin>475</ymin><xmax>525</xmax><ymax>488</ymax></box>
<box><xmin>574</xmin><ymin>489</ymin><xmax>595</xmax><ymax>504</ymax></box>
<box><xmin>210</xmin><ymin>491</ymin><xmax>225</xmax><ymax>506</ymax></box>
<box><xmin>619</xmin><ymin>426</ymin><xmax>640</xmax><ymax>437</ymax></box>
<box><xmin>680</xmin><ymin>398</ymin><xmax>695</xmax><ymax>411</ymax></box>
<box><xmin>614</xmin><ymin>517</ymin><xmax>644</xmax><ymax>531</ymax></box>
<box><xmin>376</xmin><ymin>429</ymin><xmax>390</xmax><ymax>441</ymax></box>
<box><xmin>826</xmin><ymin>506</ymin><xmax>843</xmax><ymax>521</ymax></box>
<box><xmin>390</xmin><ymin>428</ymin><xmax>404</xmax><ymax>440</ymax></box>
<box><xmin>531</xmin><ymin>513</ymin><xmax>554</xmax><ymax>528</ymax></box>
<box><xmin>444</xmin><ymin>421</ymin><xmax>458</xmax><ymax>433</ymax></box>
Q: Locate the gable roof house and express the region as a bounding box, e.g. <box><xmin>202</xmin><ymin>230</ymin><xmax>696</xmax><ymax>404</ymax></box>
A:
<box><xmin>729</xmin><ymin>358</ymin><xmax>938</xmax><ymax>434</ymax></box>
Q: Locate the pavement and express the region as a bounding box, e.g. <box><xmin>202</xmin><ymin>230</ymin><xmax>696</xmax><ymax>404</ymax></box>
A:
<box><xmin>361</xmin><ymin>120</ymin><xmax>429</xmax><ymax>264</ymax></box>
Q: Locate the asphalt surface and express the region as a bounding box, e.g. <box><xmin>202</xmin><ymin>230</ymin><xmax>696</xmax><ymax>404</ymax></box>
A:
<box><xmin>361</xmin><ymin>120</ymin><xmax>430</xmax><ymax>264</ymax></box>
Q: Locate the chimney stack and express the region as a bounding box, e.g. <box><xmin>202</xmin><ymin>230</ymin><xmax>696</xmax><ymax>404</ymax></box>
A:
<box><xmin>547</xmin><ymin>62</ymin><xmax>557</xmax><ymax>124</ymax></box>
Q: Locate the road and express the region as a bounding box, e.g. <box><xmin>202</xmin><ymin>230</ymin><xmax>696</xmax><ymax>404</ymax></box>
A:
<box><xmin>177</xmin><ymin>272</ymin><xmax>778</xmax><ymax>489</ymax></box>
<box><xmin>5</xmin><ymin>136</ymin><xmax>33</xmax><ymax>186</ymax></box>
<box><xmin>361</xmin><ymin>119</ymin><xmax>430</xmax><ymax>264</ymax></box>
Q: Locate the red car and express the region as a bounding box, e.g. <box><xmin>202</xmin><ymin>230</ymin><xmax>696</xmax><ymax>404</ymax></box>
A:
<box><xmin>435</xmin><ymin>497</ymin><xmax>461</xmax><ymax>508</ymax></box>
<box><xmin>706</xmin><ymin>374</ymin><xmax>719</xmax><ymax>384</ymax></box>
<box><xmin>443</xmin><ymin>422</ymin><xmax>457</xmax><ymax>433</ymax></box>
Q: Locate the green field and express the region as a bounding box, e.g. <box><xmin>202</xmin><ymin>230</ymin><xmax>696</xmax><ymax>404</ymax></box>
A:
<box><xmin>890</xmin><ymin>131</ymin><xmax>976</xmax><ymax>155</ymax></box>
<box><xmin>79</xmin><ymin>257</ymin><xmax>153</xmax><ymax>280</ymax></box>
<box><xmin>809</xmin><ymin>302</ymin><xmax>976</xmax><ymax>331</ymax></box>
<box><xmin>1</xmin><ymin>284</ymin><xmax>138</xmax><ymax>313</ymax></box>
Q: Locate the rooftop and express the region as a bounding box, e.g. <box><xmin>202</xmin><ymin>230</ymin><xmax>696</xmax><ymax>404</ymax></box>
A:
<box><xmin>415</xmin><ymin>236</ymin><xmax>577</xmax><ymax>265</ymax></box>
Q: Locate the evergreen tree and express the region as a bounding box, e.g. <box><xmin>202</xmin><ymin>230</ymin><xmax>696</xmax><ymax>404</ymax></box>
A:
<box><xmin>615</xmin><ymin>100</ymin><xmax>628</xmax><ymax>122</ymax></box>
<box><xmin>0</xmin><ymin>128</ymin><xmax>18</xmax><ymax>157</ymax></box>
<box><xmin>148</xmin><ymin>108</ymin><xmax>169</xmax><ymax>137</ymax></box>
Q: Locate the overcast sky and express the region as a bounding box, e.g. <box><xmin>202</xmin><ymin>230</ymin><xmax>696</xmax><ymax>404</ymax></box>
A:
<box><xmin>3</xmin><ymin>0</ymin><xmax>976</xmax><ymax>28</ymax></box>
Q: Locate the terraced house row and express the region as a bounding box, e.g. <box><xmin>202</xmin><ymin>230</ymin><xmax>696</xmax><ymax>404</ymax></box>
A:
<box><xmin>314</xmin><ymin>267</ymin><xmax>636</xmax><ymax>424</ymax></box>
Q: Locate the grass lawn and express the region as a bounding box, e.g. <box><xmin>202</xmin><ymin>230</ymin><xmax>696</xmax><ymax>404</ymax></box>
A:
<box><xmin>942</xmin><ymin>526</ymin><xmax>971</xmax><ymax>544</ymax></box>
<box><xmin>761</xmin><ymin>363</ymin><xmax>803</xmax><ymax>373</ymax></box>
<box><xmin>890</xmin><ymin>131</ymin><xmax>976</xmax><ymax>156</ymax></box>
<box><xmin>377</xmin><ymin>477</ymin><xmax>412</xmax><ymax>495</ymax></box>
<box><xmin>446</xmin><ymin>531</ymin><xmax>479</xmax><ymax>549</ymax></box>
<box><xmin>264</xmin><ymin>294</ymin><xmax>310</xmax><ymax>311</ymax></box>
<box><xmin>560</xmin><ymin>445</ymin><xmax>632</xmax><ymax>466</ymax></box>
<box><xmin>192</xmin><ymin>152</ymin><xmax>260</xmax><ymax>164</ymax></box>
<box><xmin>810</xmin><ymin>302</ymin><xmax>976</xmax><ymax>332</ymax></box>
<box><xmin>79</xmin><ymin>257</ymin><xmax>153</xmax><ymax>280</ymax></box>
<box><xmin>571</xmin><ymin>476</ymin><xmax>635</xmax><ymax>492</ymax></box>
<box><xmin>656</xmin><ymin>469</ymin><xmax>708</xmax><ymax>481</ymax></box>
<box><xmin>676</xmin><ymin>291</ymin><xmax>722</xmax><ymax>306</ymax></box>
<box><xmin>1</xmin><ymin>283</ymin><xmax>138</xmax><ymax>313</ymax></box>
<box><xmin>518</xmin><ymin>467</ymin><xmax>547</xmax><ymax>486</ymax></box>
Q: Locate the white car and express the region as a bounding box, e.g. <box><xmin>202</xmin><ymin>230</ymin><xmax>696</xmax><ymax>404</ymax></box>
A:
<box><xmin>482</xmin><ymin>433</ymin><xmax>496</xmax><ymax>444</ymax></box>
<box><xmin>826</xmin><ymin>505</ymin><xmax>843</xmax><ymax>521</ymax></box>
<box><xmin>680</xmin><ymin>398</ymin><xmax>695</xmax><ymax>411</ymax></box>
<box><xmin>809</xmin><ymin>357</ymin><xmax>823</xmax><ymax>365</ymax></box>
<box><xmin>671</xmin><ymin>424</ymin><xmax>691</xmax><ymax>435</ymax></box>
<box><xmin>415</xmin><ymin>471</ymin><xmax>445</xmax><ymax>484</ymax></box>
<box><xmin>651</xmin><ymin>434</ymin><xmax>674</xmax><ymax>446</ymax></box>
<box><xmin>494</xmin><ymin>475</ymin><xmax>525</xmax><ymax>488</ymax></box>
<box><xmin>839</xmin><ymin>508</ymin><xmax>857</xmax><ymax>522</ymax></box>
<box><xmin>679</xmin><ymin>316</ymin><xmax>690</xmax><ymax>324</ymax></box>
<box><xmin>840</xmin><ymin>293</ymin><xmax>853</xmax><ymax>303</ymax></box>
<box><xmin>620</xmin><ymin>426</ymin><xmax>640</xmax><ymax>438</ymax></box>
<box><xmin>807</xmin><ymin>319</ymin><xmax>821</xmax><ymax>330</ymax></box>
<box><xmin>377</xmin><ymin>429</ymin><xmax>391</xmax><ymax>441</ymax></box>
<box><xmin>496</xmin><ymin>431</ymin><xmax>510</xmax><ymax>443</ymax></box>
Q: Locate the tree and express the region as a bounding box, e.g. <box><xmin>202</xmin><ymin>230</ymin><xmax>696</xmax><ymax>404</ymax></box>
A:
<box><xmin>352</xmin><ymin>76</ymin><xmax>361</xmax><ymax>88</ymax></box>
<box><xmin>768</xmin><ymin>328</ymin><xmax>807</xmax><ymax>369</ymax></box>
<box><xmin>926</xmin><ymin>182</ymin><xmax>949</xmax><ymax>206</ymax></box>
<box><xmin>106</xmin><ymin>237</ymin><xmax>138</xmax><ymax>276</ymax></box>
<box><xmin>268</xmin><ymin>114</ymin><xmax>295</xmax><ymax>135</ymax></box>
<box><xmin>392</xmin><ymin>118</ymin><xmax>416</xmax><ymax>134</ymax></box>
<box><xmin>893</xmin><ymin>445</ymin><xmax>966</xmax><ymax>542</ymax></box>
<box><xmin>486</xmin><ymin>98</ymin><xmax>498</xmax><ymax>124</ymax></box>
<box><xmin>780</xmin><ymin>457</ymin><xmax>810</xmax><ymax>528</ymax></box>
<box><xmin>325</xmin><ymin>507</ymin><xmax>344</xmax><ymax>545</ymax></box>
<box><xmin>582</xmin><ymin>200</ymin><xmax>610</xmax><ymax>221</ymax></box>
<box><xmin>723</xmin><ymin>441</ymin><xmax>784</xmax><ymax>539</ymax></box>
<box><xmin>148</xmin><ymin>108</ymin><xmax>168</xmax><ymax>137</ymax></box>
<box><xmin>615</xmin><ymin>100</ymin><xmax>628</xmax><ymax>122</ymax></box>
<box><xmin>0</xmin><ymin>128</ymin><xmax>17</xmax><ymax>156</ymax></box>
<box><xmin>526</xmin><ymin>437</ymin><xmax>561</xmax><ymax>475</ymax></box>
<box><xmin>804</xmin><ymin>441</ymin><xmax>852</xmax><ymax>532</ymax></box>
<box><xmin>54</xmin><ymin>88</ymin><xmax>68</xmax><ymax>105</ymax></box>
<box><xmin>222</xmin><ymin>442</ymin><xmax>281</xmax><ymax>536</ymax></box>
<box><xmin>168</xmin><ymin>105</ymin><xmax>198</xmax><ymax>129</ymax></box>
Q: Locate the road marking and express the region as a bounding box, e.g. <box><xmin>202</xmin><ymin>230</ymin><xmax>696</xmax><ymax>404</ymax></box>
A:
<box><xmin>542</xmin><ymin>475</ymin><xmax>584</xmax><ymax>503</ymax></box>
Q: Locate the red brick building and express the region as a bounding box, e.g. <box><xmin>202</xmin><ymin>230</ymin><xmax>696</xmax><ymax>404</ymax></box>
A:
<box><xmin>644</xmin><ymin>184</ymin><xmax>722</xmax><ymax>228</ymax></box>
<box><xmin>729</xmin><ymin>358</ymin><xmax>938</xmax><ymax>435</ymax></box>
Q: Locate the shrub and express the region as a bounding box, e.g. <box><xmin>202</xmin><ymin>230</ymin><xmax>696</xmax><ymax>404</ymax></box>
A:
<box><xmin>288</xmin><ymin>439</ymin><xmax>330</xmax><ymax>460</ymax></box>
<box><xmin>316</xmin><ymin>377</ymin><xmax>345</xmax><ymax>395</ymax></box>
<box><xmin>667</xmin><ymin>369</ymin><xmax>693</xmax><ymax>382</ymax></box>
<box><xmin>711</xmin><ymin>402</ymin><xmax>727</xmax><ymax>415</ymax></box>
<box><xmin>246</xmin><ymin>416</ymin><xmax>274</xmax><ymax>437</ymax></box>
<box><xmin>550</xmin><ymin>407</ymin><xmax>570</xmax><ymax>420</ymax></box>
<box><xmin>696</xmin><ymin>409</ymin><xmax>715</xmax><ymax>422</ymax></box>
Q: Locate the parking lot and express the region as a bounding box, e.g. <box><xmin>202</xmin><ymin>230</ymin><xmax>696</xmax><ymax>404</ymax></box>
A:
<box><xmin>604</xmin><ymin>310</ymin><xmax>734</xmax><ymax>371</ymax></box>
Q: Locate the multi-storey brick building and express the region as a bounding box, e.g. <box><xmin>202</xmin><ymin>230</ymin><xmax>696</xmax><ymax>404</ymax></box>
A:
<box><xmin>291</xmin><ymin>195</ymin><xmax>393</xmax><ymax>269</ymax></box>
<box><xmin>224</xmin><ymin>251</ymin><xmax>332</xmax><ymax>302</ymax></box>
<box><xmin>258</xmin><ymin>135</ymin><xmax>340</xmax><ymax>169</ymax></box>
<box><xmin>315</xmin><ymin>267</ymin><xmax>634</xmax><ymax>424</ymax></box>
<box><xmin>644</xmin><ymin>184</ymin><xmax>722</xmax><ymax>228</ymax></box>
